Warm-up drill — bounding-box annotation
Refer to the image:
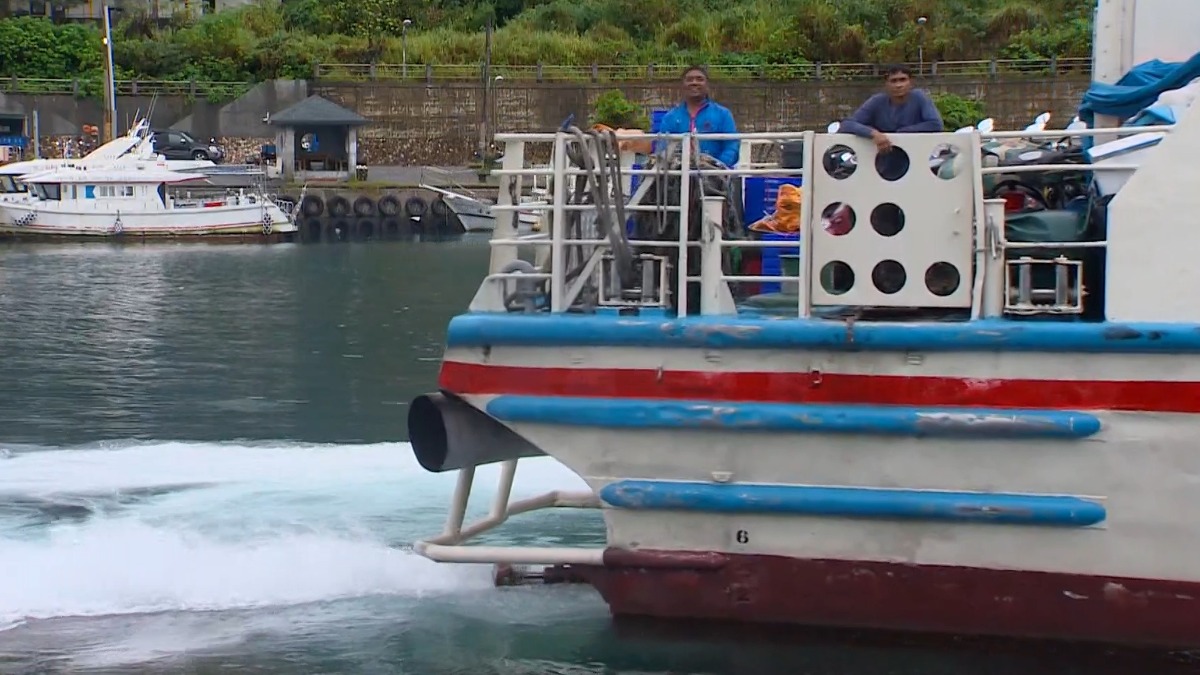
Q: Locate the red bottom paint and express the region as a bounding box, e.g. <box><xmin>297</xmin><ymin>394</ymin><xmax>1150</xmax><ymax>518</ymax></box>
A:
<box><xmin>560</xmin><ymin>549</ymin><xmax>1200</xmax><ymax>649</ymax></box>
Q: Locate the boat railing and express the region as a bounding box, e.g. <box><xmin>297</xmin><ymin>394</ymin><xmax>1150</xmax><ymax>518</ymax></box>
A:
<box><xmin>481</xmin><ymin>124</ymin><xmax>1173</xmax><ymax>320</ymax></box>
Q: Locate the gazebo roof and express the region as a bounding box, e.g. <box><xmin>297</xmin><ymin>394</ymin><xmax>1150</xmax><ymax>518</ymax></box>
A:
<box><xmin>270</xmin><ymin>95</ymin><xmax>369</xmax><ymax>127</ymax></box>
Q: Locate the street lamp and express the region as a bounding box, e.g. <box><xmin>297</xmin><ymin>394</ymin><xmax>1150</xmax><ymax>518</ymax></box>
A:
<box><xmin>402</xmin><ymin>19</ymin><xmax>412</xmax><ymax>78</ymax></box>
<box><xmin>916</xmin><ymin>17</ymin><xmax>927</xmax><ymax>76</ymax></box>
<box><xmin>488</xmin><ymin>75</ymin><xmax>504</xmax><ymax>161</ymax></box>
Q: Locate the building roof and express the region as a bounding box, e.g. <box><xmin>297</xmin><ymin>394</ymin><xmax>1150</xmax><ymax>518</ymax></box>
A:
<box><xmin>269</xmin><ymin>95</ymin><xmax>369</xmax><ymax>127</ymax></box>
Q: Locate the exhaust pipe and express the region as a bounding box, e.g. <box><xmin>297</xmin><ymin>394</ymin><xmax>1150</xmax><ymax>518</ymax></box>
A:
<box><xmin>407</xmin><ymin>392</ymin><xmax>546</xmax><ymax>473</ymax></box>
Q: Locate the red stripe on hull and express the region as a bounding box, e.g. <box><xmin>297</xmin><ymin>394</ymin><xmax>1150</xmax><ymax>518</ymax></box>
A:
<box><xmin>568</xmin><ymin>550</ymin><xmax>1200</xmax><ymax>648</ymax></box>
<box><xmin>439</xmin><ymin>362</ymin><xmax>1200</xmax><ymax>413</ymax></box>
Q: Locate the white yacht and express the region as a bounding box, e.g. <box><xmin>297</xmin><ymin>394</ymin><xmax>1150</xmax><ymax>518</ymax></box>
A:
<box><xmin>0</xmin><ymin>160</ymin><xmax>295</xmax><ymax>240</ymax></box>
<box><xmin>0</xmin><ymin>119</ymin><xmax>215</xmax><ymax>204</ymax></box>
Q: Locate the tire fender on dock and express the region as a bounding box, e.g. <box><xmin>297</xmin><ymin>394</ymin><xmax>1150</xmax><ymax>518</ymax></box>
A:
<box><xmin>304</xmin><ymin>218</ymin><xmax>323</xmax><ymax>242</ymax></box>
<box><xmin>353</xmin><ymin>196</ymin><xmax>376</xmax><ymax>217</ymax></box>
<box><xmin>404</xmin><ymin>196</ymin><xmax>429</xmax><ymax>217</ymax></box>
<box><xmin>383</xmin><ymin>218</ymin><xmax>412</xmax><ymax>239</ymax></box>
<box><xmin>328</xmin><ymin>196</ymin><xmax>351</xmax><ymax>218</ymax></box>
<box><xmin>378</xmin><ymin>195</ymin><xmax>401</xmax><ymax>217</ymax></box>
<box><xmin>300</xmin><ymin>195</ymin><xmax>325</xmax><ymax>217</ymax></box>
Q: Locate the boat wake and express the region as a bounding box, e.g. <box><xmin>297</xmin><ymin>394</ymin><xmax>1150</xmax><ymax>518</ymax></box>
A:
<box><xmin>0</xmin><ymin>440</ymin><xmax>590</xmax><ymax>627</ymax></box>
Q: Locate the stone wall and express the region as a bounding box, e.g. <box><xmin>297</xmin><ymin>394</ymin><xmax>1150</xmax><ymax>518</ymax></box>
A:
<box><xmin>0</xmin><ymin>76</ymin><xmax>1091</xmax><ymax>166</ymax></box>
<box><xmin>315</xmin><ymin>77</ymin><xmax>1091</xmax><ymax>165</ymax></box>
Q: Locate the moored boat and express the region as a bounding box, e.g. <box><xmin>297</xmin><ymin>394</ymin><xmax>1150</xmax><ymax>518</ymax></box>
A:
<box><xmin>406</xmin><ymin>0</ymin><xmax>1200</xmax><ymax>649</ymax></box>
<box><xmin>0</xmin><ymin>161</ymin><xmax>296</xmax><ymax>240</ymax></box>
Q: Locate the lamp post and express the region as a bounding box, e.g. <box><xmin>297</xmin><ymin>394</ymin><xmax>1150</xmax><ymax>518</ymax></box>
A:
<box><xmin>490</xmin><ymin>74</ymin><xmax>504</xmax><ymax>155</ymax></box>
<box><xmin>402</xmin><ymin>19</ymin><xmax>412</xmax><ymax>79</ymax></box>
<box><xmin>916</xmin><ymin>16</ymin><xmax>927</xmax><ymax>77</ymax></box>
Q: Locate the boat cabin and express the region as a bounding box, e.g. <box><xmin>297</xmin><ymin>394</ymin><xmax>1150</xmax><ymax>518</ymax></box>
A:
<box><xmin>17</xmin><ymin>165</ymin><xmax>208</xmax><ymax>209</ymax></box>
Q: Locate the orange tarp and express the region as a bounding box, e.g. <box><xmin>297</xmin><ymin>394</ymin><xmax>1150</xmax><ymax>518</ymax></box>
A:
<box><xmin>748</xmin><ymin>183</ymin><xmax>802</xmax><ymax>234</ymax></box>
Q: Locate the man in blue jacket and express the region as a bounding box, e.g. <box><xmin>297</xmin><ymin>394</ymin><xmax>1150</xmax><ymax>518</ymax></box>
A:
<box><xmin>840</xmin><ymin>64</ymin><xmax>944</xmax><ymax>153</ymax></box>
<box><xmin>656</xmin><ymin>65</ymin><xmax>740</xmax><ymax>167</ymax></box>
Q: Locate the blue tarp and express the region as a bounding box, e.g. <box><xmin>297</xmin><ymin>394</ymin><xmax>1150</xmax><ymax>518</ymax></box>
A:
<box><xmin>1078</xmin><ymin>51</ymin><xmax>1200</xmax><ymax>126</ymax></box>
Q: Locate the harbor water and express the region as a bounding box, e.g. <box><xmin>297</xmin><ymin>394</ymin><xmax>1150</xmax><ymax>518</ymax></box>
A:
<box><xmin>0</xmin><ymin>240</ymin><xmax>1193</xmax><ymax>674</ymax></box>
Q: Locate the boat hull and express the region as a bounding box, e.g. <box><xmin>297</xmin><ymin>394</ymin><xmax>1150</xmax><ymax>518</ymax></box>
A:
<box><xmin>568</xmin><ymin>550</ymin><xmax>1200</xmax><ymax>648</ymax></box>
<box><xmin>0</xmin><ymin>202</ymin><xmax>296</xmax><ymax>240</ymax></box>
<box><xmin>443</xmin><ymin>194</ymin><xmax>539</xmax><ymax>233</ymax></box>
<box><xmin>418</xmin><ymin>314</ymin><xmax>1200</xmax><ymax>649</ymax></box>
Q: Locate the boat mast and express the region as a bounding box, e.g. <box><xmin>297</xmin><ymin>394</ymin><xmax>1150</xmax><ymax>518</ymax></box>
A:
<box><xmin>101</xmin><ymin>4</ymin><xmax>117</xmax><ymax>143</ymax></box>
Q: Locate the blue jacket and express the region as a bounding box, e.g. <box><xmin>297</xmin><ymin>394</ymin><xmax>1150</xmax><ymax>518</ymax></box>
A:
<box><xmin>654</xmin><ymin>99</ymin><xmax>740</xmax><ymax>167</ymax></box>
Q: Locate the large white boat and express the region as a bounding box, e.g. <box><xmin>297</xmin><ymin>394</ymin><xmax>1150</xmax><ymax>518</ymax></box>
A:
<box><xmin>0</xmin><ymin>160</ymin><xmax>296</xmax><ymax>240</ymax></box>
<box><xmin>0</xmin><ymin>118</ymin><xmax>221</xmax><ymax>214</ymax></box>
<box><xmin>404</xmin><ymin>0</ymin><xmax>1200</xmax><ymax>650</ymax></box>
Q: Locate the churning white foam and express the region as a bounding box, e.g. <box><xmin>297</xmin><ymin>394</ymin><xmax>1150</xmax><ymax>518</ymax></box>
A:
<box><xmin>0</xmin><ymin>440</ymin><xmax>588</xmax><ymax>625</ymax></box>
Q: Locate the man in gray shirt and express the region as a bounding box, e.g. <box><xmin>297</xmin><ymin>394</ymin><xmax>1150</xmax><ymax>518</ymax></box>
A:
<box><xmin>840</xmin><ymin>65</ymin><xmax>944</xmax><ymax>153</ymax></box>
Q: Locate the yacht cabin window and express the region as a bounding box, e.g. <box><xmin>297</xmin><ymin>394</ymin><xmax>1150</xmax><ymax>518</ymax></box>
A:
<box><xmin>86</xmin><ymin>184</ymin><xmax>135</xmax><ymax>198</ymax></box>
<box><xmin>31</xmin><ymin>183</ymin><xmax>61</xmax><ymax>200</ymax></box>
<box><xmin>0</xmin><ymin>176</ymin><xmax>22</xmax><ymax>193</ymax></box>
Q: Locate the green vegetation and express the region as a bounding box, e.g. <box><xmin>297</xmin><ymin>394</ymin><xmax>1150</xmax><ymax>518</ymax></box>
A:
<box><xmin>0</xmin><ymin>0</ymin><xmax>1093</xmax><ymax>88</ymax></box>
<box><xmin>591</xmin><ymin>90</ymin><xmax>650</xmax><ymax>129</ymax></box>
<box><xmin>932</xmin><ymin>92</ymin><xmax>988</xmax><ymax>129</ymax></box>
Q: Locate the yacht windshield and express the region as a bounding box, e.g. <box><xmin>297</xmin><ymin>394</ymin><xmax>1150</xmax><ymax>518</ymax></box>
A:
<box><xmin>0</xmin><ymin>176</ymin><xmax>24</xmax><ymax>193</ymax></box>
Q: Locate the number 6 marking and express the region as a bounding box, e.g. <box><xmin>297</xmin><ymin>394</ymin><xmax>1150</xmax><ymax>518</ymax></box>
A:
<box><xmin>735</xmin><ymin>529</ymin><xmax>749</xmax><ymax>544</ymax></box>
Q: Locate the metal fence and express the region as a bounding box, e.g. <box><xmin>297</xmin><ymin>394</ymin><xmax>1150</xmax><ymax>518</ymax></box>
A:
<box><xmin>0</xmin><ymin>77</ymin><xmax>253</xmax><ymax>99</ymax></box>
<box><xmin>314</xmin><ymin>57</ymin><xmax>1092</xmax><ymax>83</ymax></box>
<box><xmin>0</xmin><ymin>57</ymin><xmax>1090</xmax><ymax>98</ymax></box>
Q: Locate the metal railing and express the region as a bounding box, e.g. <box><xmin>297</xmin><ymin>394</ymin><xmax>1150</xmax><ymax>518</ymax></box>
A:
<box><xmin>478</xmin><ymin>123</ymin><xmax>1173</xmax><ymax>320</ymax></box>
<box><xmin>314</xmin><ymin>57</ymin><xmax>1091</xmax><ymax>83</ymax></box>
<box><xmin>0</xmin><ymin>77</ymin><xmax>253</xmax><ymax>99</ymax></box>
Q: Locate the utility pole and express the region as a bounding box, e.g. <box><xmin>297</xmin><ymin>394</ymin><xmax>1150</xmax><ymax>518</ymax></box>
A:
<box><xmin>477</xmin><ymin>16</ymin><xmax>493</xmax><ymax>170</ymax></box>
<box><xmin>101</xmin><ymin>4</ymin><xmax>117</xmax><ymax>143</ymax></box>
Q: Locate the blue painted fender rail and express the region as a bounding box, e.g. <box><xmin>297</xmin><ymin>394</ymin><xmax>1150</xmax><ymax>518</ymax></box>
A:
<box><xmin>446</xmin><ymin>312</ymin><xmax>1200</xmax><ymax>354</ymax></box>
<box><xmin>599</xmin><ymin>480</ymin><xmax>1107</xmax><ymax>528</ymax></box>
<box><xmin>485</xmin><ymin>396</ymin><xmax>1102</xmax><ymax>439</ymax></box>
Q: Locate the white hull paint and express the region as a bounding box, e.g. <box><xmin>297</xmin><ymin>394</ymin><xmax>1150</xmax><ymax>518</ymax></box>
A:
<box><xmin>472</xmin><ymin>411</ymin><xmax>1192</xmax><ymax>579</ymax></box>
<box><xmin>444</xmin><ymin>344</ymin><xmax>1200</xmax><ymax>585</ymax></box>
<box><xmin>444</xmin><ymin>194</ymin><xmax>539</xmax><ymax>233</ymax></box>
<box><xmin>0</xmin><ymin>201</ymin><xmax>296</xmax><ymax>237</ymax></box>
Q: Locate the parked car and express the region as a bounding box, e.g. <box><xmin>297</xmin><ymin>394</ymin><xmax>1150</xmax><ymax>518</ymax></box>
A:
<box><xmin>150</xmin><ymin>129</ymin><xmax>225</xmax><ymax>163</ymax></box>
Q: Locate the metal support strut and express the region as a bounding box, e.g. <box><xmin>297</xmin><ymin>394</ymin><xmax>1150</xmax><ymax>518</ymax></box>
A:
<box><xmin>412</xmin><ymin>458</ymin><xmax>604</xmax><ymax>568</ymax></box>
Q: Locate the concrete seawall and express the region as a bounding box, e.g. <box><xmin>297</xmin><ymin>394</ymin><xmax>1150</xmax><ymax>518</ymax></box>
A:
<box><xmin>0</xmin><ymin>76</ymin><xmax>1090</xmax><ymax>166</ymax></box>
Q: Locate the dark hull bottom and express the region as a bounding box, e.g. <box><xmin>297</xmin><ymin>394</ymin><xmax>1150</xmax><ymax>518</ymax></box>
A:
<box><xmin>564</xmin><ymin>549</ymin><xmax>1200</xmax><ymax>650</ymax></box>
<box><xmin>0</xmin><ymin>231</ymin><xmax>296</xmax><ymax>244</ymax></box>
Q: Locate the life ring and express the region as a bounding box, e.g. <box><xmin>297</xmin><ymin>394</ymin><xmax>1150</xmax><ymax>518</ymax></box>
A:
<box><xmin>352</xmin><ymin>196</ymin><xmax>376</xmax><ymax>217</ymax></box>
<box><xmin>377</xmin><ymin>195</ymin><xmax>401</xmax><ymax>216</ymax></box>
